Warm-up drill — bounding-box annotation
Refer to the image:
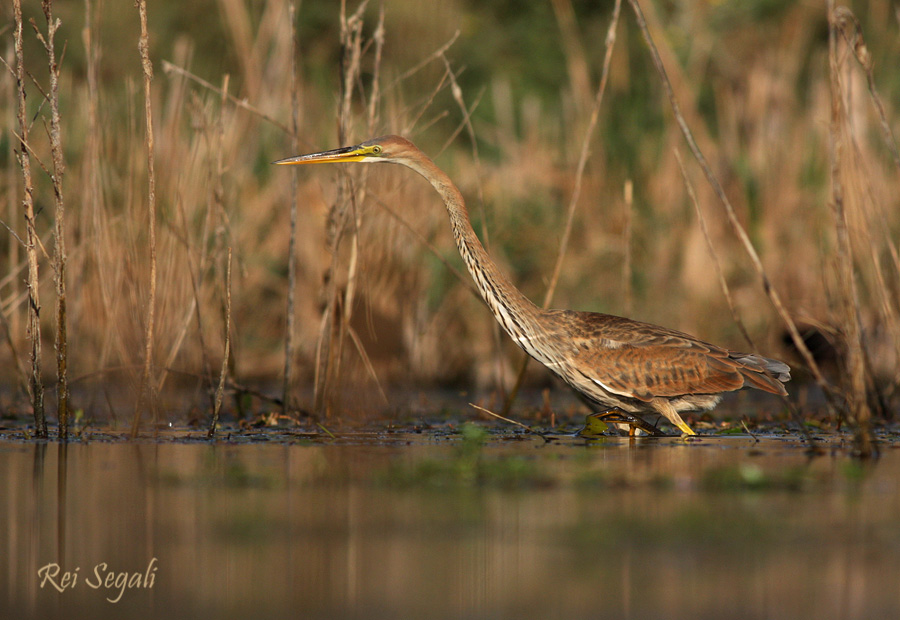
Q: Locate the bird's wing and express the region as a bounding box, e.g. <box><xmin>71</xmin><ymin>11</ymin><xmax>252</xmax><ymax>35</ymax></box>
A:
<box><xmin>550</xmin><ymin>310</ymin><xmax>749</xmax><ymax>400</ymax></box>
<box><xmin>571</xmin><ymin>342</ymin><xmax>746</xmax><ymax>401</ymax></box>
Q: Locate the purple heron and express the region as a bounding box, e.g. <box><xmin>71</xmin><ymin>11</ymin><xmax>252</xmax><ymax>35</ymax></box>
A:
<box><xmin>275</xmin><ymin>135</ymin><xmax>790</xmax><ymax>435</ymax></box>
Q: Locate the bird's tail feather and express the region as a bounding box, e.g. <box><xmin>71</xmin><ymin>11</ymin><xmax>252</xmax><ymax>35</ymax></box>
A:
<box><xmin>732</xmin><ymin>354</ymin><xmax>791</xmax><ymax>395</ymax></box>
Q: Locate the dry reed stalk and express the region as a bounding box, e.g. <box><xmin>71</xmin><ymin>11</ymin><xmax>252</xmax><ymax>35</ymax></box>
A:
<box><xmin>854</xmin><ymin>165</ymin><xmax>900</xmax><ymax>402</ymax></box>
<box><xmin>0</xmin><ymin>41</ymin><xmax>29</xmax><ymax>400</ymax></box>
<box><xmin>626</xmin><ymin>0</ymin><xmax>835</xmax><ymax>409</ymax></box>
<box><xmin>311</xmin><ymin>0</ymin><xmax>357</xmax><ymax>416</ymax></box>
<box><xmin>2</xmin><ymin>39</ymin><xmax>30</xmax><ymax>402</ymax></box>
<box><xmin>832</xmin><ymin>6</ymin><xmax>900</xmax><ymax>404</ymax></box>
<box><xmin>503</xmin><ymin>0</ymin><xmax>622</xmax><ymax>416</ymax></box>
<box><xmin>312</xmin><ymin>0</ymin><xmax>371</xmax><ymax>417</ymax></box>
<box><xmin>542</xmin><ymin>0</ymin><xmax>622</xmax><ymax>312</ymax></box>
<box><xmin>439</xmin><ymin>53</ymin><xmax>513</xmax><ymax>398</ymax></box>
<box><xmin>470</xmin><ymin>403</ymin><xmax>551</xmax><ymax>442</ymax></box>
<box><xmin>437</xmin><ymin>86</ymin><xmax>485</xmax><ymax>157</ymax></box>
<box><xmin>81</xmin><ymin>0</ymin><xmax>113</xmax><ymax>408</ymax></box>
<box><xmin>161</xmin><ymin>61</ymin><xmax>293</xmax><ymax>136</ymax></box>
<box><xmin>831</xmin><ymin>7</ymin><xmax>900</xmax><ymax>172</ymax></box>
<box><xmin>131</xmin><ymin>0</ymin><xmax>158</xmax><ymax>437</ymax></box>
<box><xmin>36</xmin><ymin>0</ymin><xmax>70</xmax><ymax>439</ymax></box>
<box><xmin>675</xmin><ymin>150</ymin><xmax>754</xmax><ymax>349</ymax></box>
<box><xmin>676</xmin><ymin>149</ymin><xmax>815</xmax><ymax>447</ymax></box>
<box><xmin>282</xmin><ymin>1</ymin><xmax>300</xmax><ymax>413</ymax></box>
<box><xmin>840</xmin><ymin>133</ymin><xmax>900</xmax><ymax>411</ymax></box>
<box><xmin>345</xmin><ymin>2</ymin><xmax>389</xmax><ymax>409</ymax></box>
<box><xmin>159</xmin><ymin>98</ymin><xmax>219</xmax><ymax>404</ymax></box>
<box><xmin>402</xmin><ymin>73</ymin><xmax>452</xmax><ymax>136</ymax></box>
<box><xmin>442</xmin><ymin>56</ymin><xmax>488</xmax><ymax>246</ymax></box>
<box><xmin>337</xmin><ymin>0</ymin><xmax>376</xmax><ymax>382</ymax></box>
<box><xmin>550</xmin><ymin>0</ymin><xmax>593</xmax><ymax>115</ymax></box>
<box><xmin>370</xmin><ymin>194</ymin><xmax>480</xmax><ymax>299</ymax></box>
<box><xmin>208</xmin><ymin>247</ymin><xmax>232</xmax><ymax>438</ymax></box>
<box><xmin>216</xmin><ymin>0</ymin><xmax>256</xmax><ymax>93</ymax></box>
<box><xmin>158</xmin><ymin>59</ymin><xmax>233</xmax><ymax>402</ymax></box>
<box><xmin>827</xmin><ymin>1</ymin><xmax>873</xmax><ymax>456</ymax></box>
<box><xmin>387</xmin><ymin>30</ymin><xmax>460</xmax><ymax>93</ymax></box>
<box><xmin>3</xmin><ymin>39</ymin><xmax>18</xmax><ymax>328</ymax></box>
<box><xmin>13</xmin><ymin>0</ymin><xmax>46</xmax><ymax>438</ymax></box>
<box><xmin>622</xmin><ymin>179</ymin><xmax>633</xmax><ymax>315</ymax></box>
<box><xmin>367</xmin><ymin>3</ymin><xmax>385</xmax><ymax>132</ymax></box>
<box><xmin>0</xmin><ymin>304</ymin><xmax>28</xmax><ymax>400</ymax></box>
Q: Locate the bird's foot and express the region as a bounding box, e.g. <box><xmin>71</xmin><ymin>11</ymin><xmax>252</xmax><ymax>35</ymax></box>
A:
<box><xmin>579</xmin><ymin>409</ymin><xmax>665</xmax><ymax>437</ymax></box>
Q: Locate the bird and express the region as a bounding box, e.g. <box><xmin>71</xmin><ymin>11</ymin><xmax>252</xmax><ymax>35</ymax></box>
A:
<box><xmin>275</xmin><ymin>135</ymin><xmax>791</xmax><ymax>436</ymax></box>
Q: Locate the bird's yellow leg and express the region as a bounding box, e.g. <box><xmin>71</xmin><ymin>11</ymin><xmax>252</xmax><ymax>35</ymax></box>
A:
<box><xmin>665</xmin><ymin>411</ymin><xmax>696</xmax><ymax>436</ymax></box>
<box><xmin>674</xmin><ymin>419</ymin><xmax>697</xmax><ymax>436</ymax></box>
<box><xmin>652</xmin><ymin>400</ymin><xmax>697</xmax><ymax>436</ymax></box>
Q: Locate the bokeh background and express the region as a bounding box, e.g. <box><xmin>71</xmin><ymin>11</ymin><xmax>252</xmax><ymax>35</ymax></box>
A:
<box><xmin>2</xmin><ymin>0</ymin><xmax>898</xmax><ymax>423</ymax></box>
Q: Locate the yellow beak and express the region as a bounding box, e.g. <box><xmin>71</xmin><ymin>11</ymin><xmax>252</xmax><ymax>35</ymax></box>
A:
<box><xmin>273</xmin><ymin>145</ymin><xmax>367</xmax><ymax>166</ymax></box>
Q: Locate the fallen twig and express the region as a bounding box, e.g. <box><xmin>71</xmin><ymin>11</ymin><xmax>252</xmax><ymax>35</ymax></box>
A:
<box><xmin>470</xmin><ymin>403</ymin><xmax>554</xmax><ymax>443</ymax></box>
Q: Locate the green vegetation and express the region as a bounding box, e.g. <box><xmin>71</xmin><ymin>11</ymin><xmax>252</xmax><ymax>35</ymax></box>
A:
<box><xmin>380</xmin><ymin>423</ymin><xmax>551</xmax><ymax>488</ymax></box>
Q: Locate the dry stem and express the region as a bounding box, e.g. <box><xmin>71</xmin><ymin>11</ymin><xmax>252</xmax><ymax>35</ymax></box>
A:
<box><xmin>313</xmin><ymin>0</ymin><xmax>378</xmax><ymax>417</ymax></box>
<box><xmin>831</xmin><ymin>7</ymin><xmax>900</xmax><ymax>172</ymax></box>
<box><xmin>13</xmin><ymin>0</ymin><xmax>46</xmax><ymax>437</ymax></box>
<box><xmin>131</xmin><ymin>0</ymin><xmax>158</xmax><ymax>436</ymax></box>
<box><xmin>675</xmin><ymin>150</ymin><xmax>754</xmax><ymax>350</ymax></box>
<box><xmin>827</xmin><ymin>1</ymin><xmax>873</xmax><ymax>456</ymax></box>
<box><xmin>626</xmin><ymin>0</ymin><xmax>834</xmax><ymax>408</ymax></box>
<box><xmin>209</xmin><ymin>247</ymin><xmax>232</xmax><ymax>438</ymax></box>
<box><xmin>282</xmin><ymin>1</ymin><xmax>301</xmax><ymax>412</ymax></box>
<box><xmin>37</xmin><ymin>0</ymin><xmax>69</xmax><ymax>439</ymax></box>
<box><xmin>676</xmin><ymin>150</ymin><xmax>815</xmax><ymax>448</ymax></box>
<box><xmin>161</xmin><ymin>60</ymin><xmax>293</xmax><ymax>137</ymax></box>
<box><xmin>470</xmin><ymin>403</ymin><xmax>551</xmax><ymax>442</ymax></box>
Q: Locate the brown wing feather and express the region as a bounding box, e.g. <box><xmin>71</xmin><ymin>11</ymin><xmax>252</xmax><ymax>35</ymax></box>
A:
<box><xmin>573</xmin><ymin>344</ymin><xmax>745</xmax><ymax>401</ymax></box>
<box><xmin>549</xmin><ymin>310</ymin><xmax>788</xmax><ymax>400</ymax></box>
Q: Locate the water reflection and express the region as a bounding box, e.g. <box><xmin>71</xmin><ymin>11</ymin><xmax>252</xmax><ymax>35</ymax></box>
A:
<box><xmin>2</xmin><ymin>435</ymin><xmax>899</xmax><ymax>619</ymax></box>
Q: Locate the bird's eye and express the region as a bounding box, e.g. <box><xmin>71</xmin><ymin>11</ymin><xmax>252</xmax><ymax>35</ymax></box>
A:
<box><xmin>371</xmin><ymin>145</ymin><xmax>383</xmax><ymax>155</ymax></box>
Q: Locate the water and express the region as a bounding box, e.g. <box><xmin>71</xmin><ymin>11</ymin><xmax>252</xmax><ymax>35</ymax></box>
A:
<box><xmin>2</xmin><ymin>427</ymin><xmax>900</xmax><ymax>619</ymax></box>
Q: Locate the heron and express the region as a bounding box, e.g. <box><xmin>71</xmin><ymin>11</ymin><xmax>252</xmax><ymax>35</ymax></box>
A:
<box><xmin>275</xmin><ymin>135</ymin><xmax>790</xmax><ymax>436</ymax></box>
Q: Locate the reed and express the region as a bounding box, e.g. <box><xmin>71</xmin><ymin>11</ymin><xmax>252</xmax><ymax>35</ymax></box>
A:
<box><xmin>1</xmin><ymin>38</ymin><xmax>29</xmax><ymax>403</ymax></box>
<box><xmin>0</xmin><ymin>1</ymin><xmax>897</xmax><ymax>431</ymax></box>
<box><xmin>35</xmin><ymin>0</ymin><xmax>69</xmax><ymax>439</ymax></box>
<box><xmin>282</xmin><ymin>1</ymin><xmax>301</xmax><ymax>413</ymax></box>
<box><xmin>208</xmin><ymin>247</ymin><xmax>232</xmax><ymax>438</ymax></box>
<box><xmin>676</xmin><ymin>148</ymin><xmax>816</xmax><ymax>448</ymax></box>
<box><xmin>629</xmin><ymin>0</ymin><xmax>838</xmax><ymax>403</ymax></box>
<box><xmin>312</xmin><ymin>0</ymin><xmax>386</xmax><ymax>417</ymax></box>
<box><xmin>12</xmin><ymin>0</ymin><xmax>46</xmax><ymax>438</ymax></box>
<box><xmin>130</xmin><ymin>0</ymin><xmax>158</xmax><ymax>436</ymax></box>
<box><xmin>833</xmin><ymin>5</ymin><xmax>900</xmax><ymax>412</ymax></box>
<box><xmin>826</xmin><ymin>3</ymin><xmax>873</xmax><ymax>455</ymax></box>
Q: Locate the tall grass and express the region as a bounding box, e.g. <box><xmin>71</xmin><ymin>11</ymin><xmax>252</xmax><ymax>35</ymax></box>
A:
<box><xmin>0</xmin><ymin>0</ymin><xmax>898</xmax><ymax>432</ymax></box>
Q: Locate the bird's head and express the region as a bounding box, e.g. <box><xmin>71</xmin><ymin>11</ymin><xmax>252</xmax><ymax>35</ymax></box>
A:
<box><xmin>273</xmin><ymin>135</ymin><xmax>420</xmax><ymax>168</ymax></box>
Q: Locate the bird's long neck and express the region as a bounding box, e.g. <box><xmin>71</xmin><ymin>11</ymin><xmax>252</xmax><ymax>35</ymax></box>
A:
<box><xmin>406</xmin><ymin>155</ymin><xmax>544</xmax><ymax>345</ymax></box>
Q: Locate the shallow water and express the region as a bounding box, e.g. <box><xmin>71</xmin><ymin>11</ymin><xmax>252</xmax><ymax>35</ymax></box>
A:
<box><xmin>2</xmin><ymin>427</ymin><xmax>900</xmax><ymax>619</ymax></box>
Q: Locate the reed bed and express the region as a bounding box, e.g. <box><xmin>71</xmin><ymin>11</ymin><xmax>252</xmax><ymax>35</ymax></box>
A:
<box><xmin>1</xmin><ymin>0</ymin><xmax>898</xmax><ymax>435</ymax></box>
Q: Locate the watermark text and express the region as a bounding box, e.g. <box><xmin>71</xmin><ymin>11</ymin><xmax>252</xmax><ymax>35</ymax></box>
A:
<box><xmin>38</xmin><ymin>558</ymin><xmax>158</xmax><ymax>603</ymax></box>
